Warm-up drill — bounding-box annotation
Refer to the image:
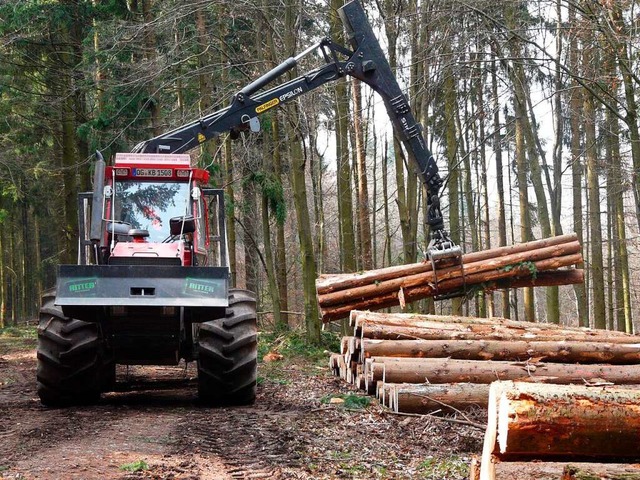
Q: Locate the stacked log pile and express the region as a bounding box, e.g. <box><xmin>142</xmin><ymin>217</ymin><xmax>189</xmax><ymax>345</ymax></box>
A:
<box><xmin>328</xmin><ymin>311</ymin><xmax>640</xmax><ymax>479</ymax></box>
<box><xmin>317</xmin><ymin>234</ymin><xmax>584</xmax><ymax>322</ymax></box>
<box><xmin>328</xmin><ymin>310</ymin><xmax>640</xmax><ymax>415</ymax></box>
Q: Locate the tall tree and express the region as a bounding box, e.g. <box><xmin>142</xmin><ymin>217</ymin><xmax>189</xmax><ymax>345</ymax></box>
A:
<box><xmin>491</xmin><ymin>51</ymin><xmax>510</xmax><ymax>319</ymax></box>
<box><xmin>353</xmin><ymin>79</ymin><xmax>373</xmax><ymax>270</ymax></box>
<box><xmin>284</xmin><ymin>1</ymin><xmax>320</xmax><ymax>342</ymax></box>
<box><xmin>582</xmin><ymin>25</ymin><xmax>606</xmax><ymax>330</ymax></box>
<box><xmin>567</xmin><ymin>1</ymin><xmax>588</xmax><ymax>326</ymax></box>
<box><xmin>330</xmin><ymin>0</ymin><xmax>356</xmax><ymax>274</ymax></box>
<box><xmin>443</xmin><ymin>44</ymin><xmax>462</xmax><ymax>316</ymax></box>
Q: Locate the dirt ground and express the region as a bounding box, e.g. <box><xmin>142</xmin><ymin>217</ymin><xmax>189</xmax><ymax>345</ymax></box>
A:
<box><xmin>0</xmin><ymin>333</ymin><xmax>482</xmax><ymax>480</ymax></box>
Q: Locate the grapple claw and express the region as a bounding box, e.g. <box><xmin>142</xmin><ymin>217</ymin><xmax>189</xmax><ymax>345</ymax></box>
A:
<box><xmin>427</xmin><ymin>241</ymin><xmax>462</xmax><ymax>262</ymax></box>
<box><xmin>426</xmin><ymin>230</ymin><xmax>466</xmax><ymax>301</ymax></box>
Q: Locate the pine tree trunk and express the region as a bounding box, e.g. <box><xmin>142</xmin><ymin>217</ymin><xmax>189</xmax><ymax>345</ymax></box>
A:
<box><xmin>443</xmin><ymin>48</ymin><xmax>462</xmax><ymax>315</ymax></box>
<box><xmin>353</xmin><ymin>79</ymin><xmax>373</xmax><ymax>270</ymax></box>
<box><xmin>0</xmin><ymin>195</ymin><xmax>5</xmax><ymax>328</ymax></box>
<box><xmin>330</xmin><ymin>0</ymin><xmax>355</xmax><ymax>274</ymax></box>
<box><xmin>261</xmin><ymin>194</ymin><xmax>283</xmax><ymax>329</ymax></box>
<box><xmin>568</xmin><ymin>3</ymin><xmax>588</xmax><ymax>326</ymax></box>
<box><xmin>286</xmin><ymin>4</ymin><xmax>320</xmax><ymax>343</ymax></box>
<box><xmin>504</xmin><ymin>5</ymin><xmax>535</xmax><ymax>323</ymax></box>
<box><xmin>263</xmin><ymin>19</ymin><xmax>290</xmax><ymax>324</ymax></box>
<box><xmin>141</xmin><ymin>0</ymin><xmax>161</xmax><ymax>136</ymax></box>
<box><xmin>382</xmin><ymin>139</ymin><xmax>392</xmax><ymax>268</ymax></box>
<box><xmin>491</xmin><ymin>53</ymin><xmax>509</xmax><ymax>319</ymax></box>
<box><xmin>514</xmin><ymin>94</ymin><xmax>534</xmax><ymax>322</ymax></box>
<box><xmin>195</xmin><ymin>6</ymin><xmax>218</xmax><ymax>173</ymax></box>
<box><xmin>583</xmin><ymin>37</ymin><xmax>606</xmax><ymax>330</ymax></box>
<box><xmin>61</xmin><ymin>86</ymin><xmax>78</xmax><ymax>265</ymax></box>
<box><xmin>611</xmin><ymin>5</ymin><xmax>640</xmax><ymax>234</ymax></box>
<box><xmin>224</xmin><ymin>137</ymin><xmax>237</xmax><ymax>287</ymax></box>
<box><xmin>289</xmin><ymin>133</ymin><xmax>320</xmax><ymax>341</ymax></box>
<box><xmin>272</xmin><ymin>115</ymin><xmax>289</xmax><ymax>327</ymax></box>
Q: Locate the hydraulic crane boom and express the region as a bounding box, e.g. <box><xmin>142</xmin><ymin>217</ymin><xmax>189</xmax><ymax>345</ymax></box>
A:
<box><xmin>132</xmin><ymin>0</ymin><xmax>459</xmax><ymax>259</ymax></box>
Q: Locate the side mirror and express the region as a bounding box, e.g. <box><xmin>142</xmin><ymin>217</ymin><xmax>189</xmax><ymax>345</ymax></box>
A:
<box><xmin>170</xmin><ymin>215</ymin><xmax>196</xmax><ymax>236</ymax></box>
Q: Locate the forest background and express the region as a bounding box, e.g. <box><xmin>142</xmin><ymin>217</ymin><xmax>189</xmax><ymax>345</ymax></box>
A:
<box><xmin>0</xmin><ymin>0</ymin><xmax>638</xmax><ymax>342</ymax></box>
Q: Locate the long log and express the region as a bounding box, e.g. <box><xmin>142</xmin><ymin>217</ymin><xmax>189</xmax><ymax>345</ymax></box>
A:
<box><xmin>318</xmin><ymin>241</ymin><xmax>581</xmax><ymax>308</ymax></box>
<box><xmin>316</xmin><ymin>233</ymin><xmax>578</xmax><ymax>294</ymax></box>
<box><xmin>562</xmin><ymin>464</ymin><xmax>640</xmax><ymax>480</ymax></box>
<box><xmin>369</xmin><ymin>357</ymin><xmax>640</xmax><ymax>385</ymax></box>
<box><xmin>492</xmin><ymin>269</ymin><xmax>584</xmax><ymax>290</ymax></box>
<box><xmin>388</xmin><ymin>382</ymin><xmax>490</xmax><ymax>413</ymax></box>
<box><xmin>485</xmin><ymin>381</ymin><xmax>640</xmax><ymax>461</ymax></box>
<box><xmin>321</xmin><ymin>253</ymin><xmax>583</xmax><ymax>321</ymax></box>
<box><xmin>360</xmin><ymin>338</ymin><xmax>640</xmax><ymax>364</ymax></box>
<box><xmin>358</xmin><ymin>321</ymin><xmax>637</xmax><ymax>344</ymax></box>
<box><xmin>478</xmin><ymin>461</ymin><xmax>640</xmax><ymax>480</ymax></box>
<box><xmin>352</xmin><ymin>310</ymin><xmax>637</xmax><ymax>342</ymax></box>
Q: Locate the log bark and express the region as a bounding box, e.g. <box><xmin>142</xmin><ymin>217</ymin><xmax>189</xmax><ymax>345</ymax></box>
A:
<box><xmin>321</xmin><ymin>253</ymin><xmax>583</xmax><ymax>321</ymax></box>
<box><xmin>329</xmin><ymin>352</ymin><xmax>342</xmax><ymax>372</ymax></box>
<box><xmin>319</xmin><ymin>241</ymin><xmax>581</xmax><ymax>308</ymax></box>
<box><xmin>351</xmin><ymin>311</ymin><xmax>635</xmax><ymax>342</ymax></box>
<box><xmin>495</xmin><ymin>269</ymin><xmax>583</xmax><ymax>290</ymax></box>
<box><xmin>360</xmin><ymin>338</ymin><xmax>640</xmax><ymax>364</ymax></box>
<box><xmin>561</xmin><ymin>464</ymin><xmax>640</xmax><ymax>479</ymax></box>
<box><xmin>480</xmin><ymin>461</ymin><xmax>640</xmax><ymax>480</ymax></box>
<box><xmin>317</xmin><ymin>234</ymin><xmax>584</xmax><ymax>321</ymax></box>
<box><xmin>316</xmin><ymin>233</ymin><xmax>578</xmax><ymax>294</ymax></box>
<box><xmin>468</xmin><ymin>456</ymin><xmax>480</xmax><ymax>480</ymax></box>
<box><xmin>486</xmin><ymin>381</ymin><xmax>640</xmax><ymax>461</ymax></box>
<box><xmin>358</xmin><ymin>321</ymin><xmax>637</xmax><ymax>344</ymax></box>
<box><xmin>388</xmin><ymin>382</ymin><xmax>490</xmax><ymax>413</ymax></box>
<box><xmin>363</xmin><ymin>358</ymin><xmax>383</xmax><ymax>394</ymax></box>
<box><xmin>369</xmin><ymin>357</ymin><xmax>640</xmax><ymax>385</ymax></box>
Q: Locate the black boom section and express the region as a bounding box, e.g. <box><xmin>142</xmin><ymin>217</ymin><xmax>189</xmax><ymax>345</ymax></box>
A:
<box><xmin>337</xmin><ymin>1</ymin><xmax>441</xmax><ymax>198</ymax></box>
<box><xmin>133</xmin><ymin>44</ymin><xmax>344</xmax><ymax>153</ymax></box>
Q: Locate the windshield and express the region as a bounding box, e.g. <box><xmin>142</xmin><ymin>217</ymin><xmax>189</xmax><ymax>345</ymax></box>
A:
<box><xmin>113</xmin><ymin>181</ymin><xmax>190</xmax><ymax>242</ymax></box>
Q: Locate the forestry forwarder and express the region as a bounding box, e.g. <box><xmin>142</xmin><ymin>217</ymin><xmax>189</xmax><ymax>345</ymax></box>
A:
<box><xmin>37</xmin><ymin>0</ymin><xmax>459</xmax><ymax>406</ymax></box>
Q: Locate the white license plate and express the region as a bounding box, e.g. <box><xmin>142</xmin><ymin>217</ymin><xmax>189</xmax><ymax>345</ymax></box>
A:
<box><xmin>134</xmin><ymin>168</ymin><xmax>173</xmax><ymax>177</ymax></box>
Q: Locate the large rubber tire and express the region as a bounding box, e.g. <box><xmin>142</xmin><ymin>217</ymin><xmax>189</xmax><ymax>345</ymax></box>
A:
<box><xmin>37</xmin><ymin>290</ymin><xmax>102</xmax><ymax>406</ymax></box>
<box><xmin>197</xmin><ymin>289</ymin><xmax>257</xmax><ymax>406</ymax></box>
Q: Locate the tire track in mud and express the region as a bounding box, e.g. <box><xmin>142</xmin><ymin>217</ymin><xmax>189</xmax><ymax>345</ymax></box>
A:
<box><xmin>176</xmin><ymin>406</ymin><xmax>313</xmax><ymax>479</ymax></box>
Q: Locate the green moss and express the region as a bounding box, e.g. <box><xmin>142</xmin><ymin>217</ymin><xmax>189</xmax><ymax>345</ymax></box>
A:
<box><xmin>417</xmin><ymin>455</ymin><xmax>469</xmax><ymax>479</ymax></box>
<box><xmin>119</xmin><ymin>460</ymin><xmax>149</xmax><ymax>472</ymax></box>
<box><xmin>500</xmin><ymin>261</ymin><xmax>538</xmax><ymax>279</ymax></box>
<box><xmin>258</xmin><ymin>329</ymin><xmax>339</xmax><ymax>364</ymax></box>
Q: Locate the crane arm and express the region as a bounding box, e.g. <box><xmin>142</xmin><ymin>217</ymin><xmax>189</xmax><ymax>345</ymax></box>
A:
<box><xmin>132</xmin><ymin>0</ymin><xmax>458</xmax><ymax>259</ymax></box>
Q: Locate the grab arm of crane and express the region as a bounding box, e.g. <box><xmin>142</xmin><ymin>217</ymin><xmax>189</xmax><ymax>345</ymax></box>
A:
<box><xmin>131</xmin><ymin>0</ymin><xmax>457</xmax><ymax>258</ymax></box>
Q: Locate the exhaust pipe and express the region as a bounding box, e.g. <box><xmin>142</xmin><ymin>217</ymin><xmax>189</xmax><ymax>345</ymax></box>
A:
<box><xmin>89</xmin><ymin>151</ymin><xmax>105</xmax><ymax>250</ymax></box>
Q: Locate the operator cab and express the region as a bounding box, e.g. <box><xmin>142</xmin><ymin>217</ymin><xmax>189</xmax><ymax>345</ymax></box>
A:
<box><xmin>103</xmin><ymin>153</ymin><xmax>210</xmax><ymax>266</ymax></box>
<box><xmin>113</xmin><ymin>180</ymin><xmax>190</xmax><ymax>242</ymax></box>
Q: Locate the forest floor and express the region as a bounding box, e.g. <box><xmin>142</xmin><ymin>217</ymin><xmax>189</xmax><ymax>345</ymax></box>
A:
<box><xmin>0</xmin><ymin>325</ymin><xmax>483</xmax><ymax>480</ymax></box>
